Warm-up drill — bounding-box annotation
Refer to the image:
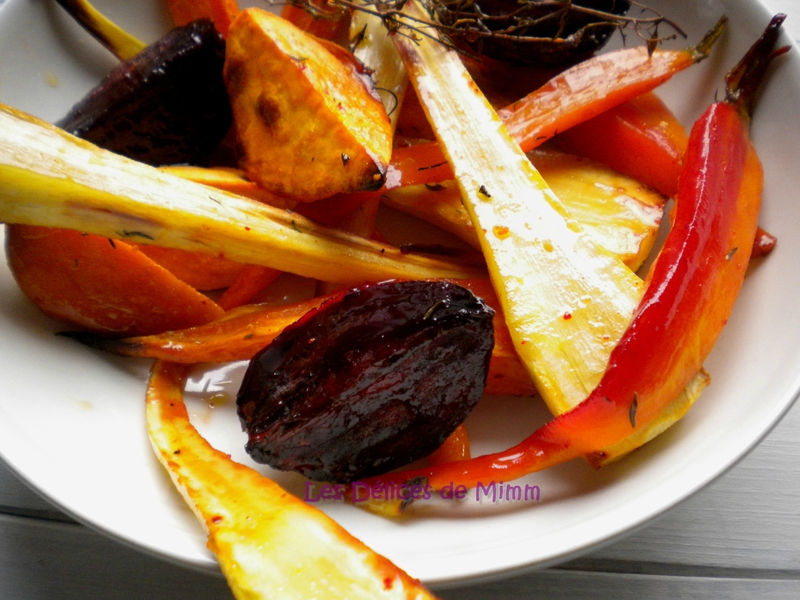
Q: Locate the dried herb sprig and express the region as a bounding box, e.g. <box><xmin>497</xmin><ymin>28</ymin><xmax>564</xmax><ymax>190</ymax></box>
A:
<box><xmin>278</xmin><ymin>0</ymin><xmax>684</xmax><ymax>65</ymax></box>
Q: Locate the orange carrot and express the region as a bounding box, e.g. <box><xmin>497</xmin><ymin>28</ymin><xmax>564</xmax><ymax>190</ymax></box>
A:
<box><xmin>280</xmin><ymin>1</ymin><xmax>350</xmax><ymax>43</ymax></box>
<box><xmin>167</xmin><ymin>0</ymin><xmax>240</xmax><ymax>37</ymax></box>
<box><xmin>7</xmin><ymin>225</ymin><xmax>223</xmax><ymax>336</ymax></box>
<box><xmin>216</xmin><ymin>265</ymin><xmax>283</xmax><ymax>311</ymax></box>
<box><xmin>133</xmin><ymin>244</ymin><xmax>248</xmax><ymax>291</ymax></box>
<box><xmin>427</xmin><ymin>424</ymin><xmax>471</xmax><ymax>465</ymax></box>
<box><xmin>66</xmin><ymin>295</ymin><xmax>330</xmax><ymax>362</ymax></box>
<box><xmin>292</xmin><ymin>191</ymin><xmax>380</xmax><ymax>227</ymax></box>
<box><xmin>554</xmin><ymin>92</ymin><xmax>689</xmax><ymax>198</ymax></box>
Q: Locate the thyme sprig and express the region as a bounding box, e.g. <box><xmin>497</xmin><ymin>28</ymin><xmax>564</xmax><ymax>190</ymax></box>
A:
<box><xmin>274</xmin><ymin>0</ymin><xmax>684</xmax><ymax>61</ymax></box>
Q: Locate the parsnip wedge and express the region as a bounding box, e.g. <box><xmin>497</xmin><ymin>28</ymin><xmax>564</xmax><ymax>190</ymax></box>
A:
<box><xmin>0</xmin><ymin>104</ymin><xmax>482</xmax><ymax>285</ymax></box>
<box><xmin>392</xmin><ymin>1</ymin><xmax>643</xmax><ymax>410</ymax></box>
<box><xmin>146</xmin><ymin>360</ymin><xmax>438</xmax><ymax>600</ymax></box>
<box><xmin>349</xmin><ymin>4</ymin><xmax>409</xmax><ymax>130</ymax></box>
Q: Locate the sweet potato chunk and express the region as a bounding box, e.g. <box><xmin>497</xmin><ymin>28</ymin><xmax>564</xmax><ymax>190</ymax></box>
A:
<box><xmin>6</xmin><ymin>225</ymin><xmax>223</xmax><ymax>336</ymax></box>
<box><xmin>224</xmin><ymin>8</ymin><xmax>392</xmax><ymax>201</ymax></box>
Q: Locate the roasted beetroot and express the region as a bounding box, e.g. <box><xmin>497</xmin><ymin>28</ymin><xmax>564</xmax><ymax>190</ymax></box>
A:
<box><xmin>236</xmin><ymin>280</ymin><xmax>495</xmax><ymax>483</ymax></box>
<box><xmin>57</xmin><ymin>19</ymin><xmax>231</xmax><ymax>166</ymax></box>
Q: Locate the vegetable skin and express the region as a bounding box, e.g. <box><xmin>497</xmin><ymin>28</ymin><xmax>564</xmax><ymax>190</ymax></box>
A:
<box><xmin>57</xmin><ymin>19</ymin><xmax>232</xmax><ymax>167</ymax></box>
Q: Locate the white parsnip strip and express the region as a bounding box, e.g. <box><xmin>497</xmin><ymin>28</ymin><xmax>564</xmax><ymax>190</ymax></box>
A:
<box><xmin>392</xmin><ymin>0</ymin><xmax>643</xmax><ymax>410</ymax></box>
<box><xmin>350</xmin><ymin>4</ymin><xmax>409</xmax><ymax>129</ymax></box>
<box><xmin>0</xmin><ymin>104</ymin><xmax>482</xmax><ymax>285</ymax></box>
<box><xmin>146</xmin><ymin>361</ymin><xmax>438</xmax><ymax>600</ymax></box>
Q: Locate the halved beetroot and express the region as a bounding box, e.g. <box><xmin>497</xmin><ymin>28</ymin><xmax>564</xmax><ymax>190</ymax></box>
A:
<box><xmin>236</xmin><ymin>280</ymin><xmax>495</xmax><ymax>482</ymax></box>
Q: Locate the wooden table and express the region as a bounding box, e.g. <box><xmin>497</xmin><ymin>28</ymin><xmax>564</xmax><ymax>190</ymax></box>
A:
<box><xmin>2</xmin><ymin>0</ymin><xmax>800</xmax><ymax>597</ymax></box>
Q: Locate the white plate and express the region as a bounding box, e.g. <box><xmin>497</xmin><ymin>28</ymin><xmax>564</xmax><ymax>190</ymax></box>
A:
<box><xmin>1</xmin><ymin>0</ymin><xmax>799</xmax><ymax>589</ymax></box>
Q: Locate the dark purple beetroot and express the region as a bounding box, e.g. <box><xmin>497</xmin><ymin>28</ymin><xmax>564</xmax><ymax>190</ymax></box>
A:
<box><xmin>57</xmin><ymin>19</ymin><xmax>231</xmax><ymax>166</ymax></box>
<box><xmin>236</xmin><ymin>280</ymin><xmax>495</xmax><ymax>483</ymax></box>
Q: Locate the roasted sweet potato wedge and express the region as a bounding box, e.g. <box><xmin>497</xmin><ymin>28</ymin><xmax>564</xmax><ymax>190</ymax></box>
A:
<box><xmin>224</xmin><ymin>8</ymin><xmax>393</xmax><ymax>201</ymax></box>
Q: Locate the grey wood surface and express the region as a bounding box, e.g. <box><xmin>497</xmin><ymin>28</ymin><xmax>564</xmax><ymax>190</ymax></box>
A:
<box><xmin>1</xmin><ymin>0</ymin><xmax>799</xmax><ymax>598</ymax></box>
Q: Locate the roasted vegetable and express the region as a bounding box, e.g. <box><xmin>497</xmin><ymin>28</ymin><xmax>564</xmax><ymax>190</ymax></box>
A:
<box><xmin>554</xmin><ymin>91</ymin><xmax>689</xmax><ymax>198</ymax></box>
<box><xmin>349</xmin><ymin>3</ymin><xmax>409</xmax><ymax>130</ymax></box>
<box><xmin>62</xmin><ymin>278</ymin><xmax>536</xmax><ymax>397</ymax></box>
<box><xmin>281</xmin><ymin>0</ymin><xmax>352</xmax><ymax>43</ymax></box>
<box><xmin>382</xmin><ymin>149</ymin><xmax>667</xmax><ymax>271</ymax></box>
<box><xmin>393</xmin><ymin>0</ymin><xmax>643</xmax><ymax>415</ymax></box>
<box><xmin>386</xmin><ymin>16</ymin><xmax>724</xmax><ymax>189</ymax></box>
<box><xmin>381</xmin><ymin>0</ymin><xmax>716</xmax><ymax>479</ymax></box>
<box><xmin>372</xmin><ymin>12</ymin><xmax>784</xmax><ymax>494</ymax></box>
<box><xmin>237</xmin><ymin>280</ymin><xmax>494</xmax><ymax>482</ymax></box>
<box><xmin>160</xmin><ymin>165</ymin><xmax>295</xmax><ymax>209</ymax></box>
<box><xmin>0</xmin><ymin>104</ymin><xmax>483</xmax><ymax>285</ymax></box>
<box><xmin>224</xmin><ymin>8</ymin><xmax>393</xmax><ymax>201</ymax></box>
<box><xmin>131</xmin><ymin>243</ymin><xmax>248</xmax><ymax>291</ymax></box>
<box><xmin>147</xmin><ymin>360</ymin><xmax>439</xmax><ymax>600</ymax></box>
<box><xmin>6</xmin><ymin>225</ymin><xmax>223</xmax><ymax>336</ymax></box>
<box><xmin>57</xmin><ymin>19</ymin><xmax>232</xmax><ymax>166</ymax></box>
<box><xmin>167</xmin><ymin>0</ymin><xmax>240</xmax><ymax>37</ymax></box>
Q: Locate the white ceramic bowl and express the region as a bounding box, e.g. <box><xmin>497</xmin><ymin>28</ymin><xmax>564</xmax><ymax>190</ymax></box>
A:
<box><xmin>0</xmin><ymin>0</ymin><xmax>798</xmax><ymax>588</ymax></box>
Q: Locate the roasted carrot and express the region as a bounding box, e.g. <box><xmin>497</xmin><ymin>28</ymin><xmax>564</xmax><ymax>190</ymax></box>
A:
<box><xmin>7</xmin><ymin>225</ymin><xmax>223</xmax><ymax>336</ymax></box>
<box><xmin>552</xmin><ymin>92</ymin><xmax>778</xmax><ymax>256</ymax></box>
<box><xmin>280</xmin><ymin>1</ymin><xmax>350</xmax><ymax>43</ymax></box>
<box><xmin>132</xmin><ymin>244</ymin><xmax>247</xmax><ymax>291</ymax></box>
<box><xmin>216</xmin><ymin>265</ymin><xmax>283</xmax><ymax>311</ymax></box>
<box><xmin>553</xmin><ymin>92</ymin><xmax>689</xmax><ymax>198</ymax></box>
<box><xmin>292</xmin><ymin>191</ymin><xmax>381</xmax><ymax>227</ymax></box>
<box><xmin>427</xmin><ymin>424</ymin><xmax>471</xmax><ymax>465</ymax></box>
<box><xmin>64</xmin><ymin>278</ymin><xmax>537</xmax><ymax>397</ymax></box>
